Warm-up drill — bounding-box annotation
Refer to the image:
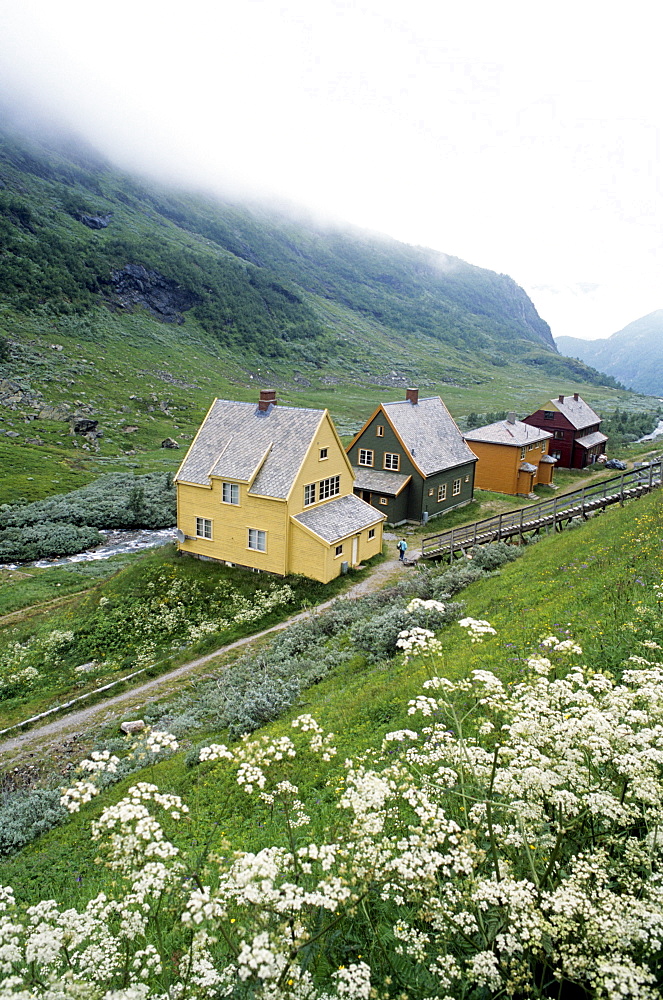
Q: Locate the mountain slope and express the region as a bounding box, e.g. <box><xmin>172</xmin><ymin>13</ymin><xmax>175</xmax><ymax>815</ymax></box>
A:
<box><xmin>0</xmin><ymin>108</ymin><xmax>640</xmax><ymax>504</ymax></box>
<box><xmin>557</xmin><ymin>311</ymin><xmax>663</xmax><ymax>396</ymax></box>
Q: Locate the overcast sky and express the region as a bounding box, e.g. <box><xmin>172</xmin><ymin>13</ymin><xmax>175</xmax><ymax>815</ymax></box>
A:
<box><xmin>1</xmin><ymin>0</ymin><xmax>661</xmax><ymax>341</ymax></box>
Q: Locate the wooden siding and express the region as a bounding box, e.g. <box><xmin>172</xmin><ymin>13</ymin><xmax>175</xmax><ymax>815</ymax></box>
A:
<box><xmin>471</xmin><ymin>440</ymin><xmax>553</xmax><ymax>495</ymax></box>
<box><xmin>289</xmin><ymin>413</ymin><xmax>353</xmax><ymax>516</ymax></box>
<box><xmin>177</xmin><ymin>478</ymin><xmax>289</xmax><ymax>575</ymax></box>
<box><xmin>289</xmin><ymin>520</ymin><xmax>384</xmax><ymax>583</ymax></box>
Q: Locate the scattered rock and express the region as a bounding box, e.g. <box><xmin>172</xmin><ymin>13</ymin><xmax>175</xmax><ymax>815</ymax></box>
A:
<box><xmin>120</xmin><ymin>720</ymin><xmax>146</xmax><ymax>735</ymax></box>
<box><xmin>161</xmin><ymin>437</ymin><xmax>179</xmax><ymax>449</ymax></box>
<box><xmin>71</xmin><ymin>417</ymin><xmax>99</xmax><ymax>435</ymax></box>
<box><xmin>122</xmin><ymin>425</ymin><xmax>139</xmax><ymax>433</ymax></box>
<box><xmin>77</xmin><ymin>213</ymin><xmax>112</xmax><ymax>230</ymax></box>
<box><xmin>5</xmin><ymin>430</ymin><xmax>19</xmax><ymax>438</ymax></box>
<box><xmin>24</xmin><ymin>437</ymin><xmax>44</xmax><ymax>446</ymax></box>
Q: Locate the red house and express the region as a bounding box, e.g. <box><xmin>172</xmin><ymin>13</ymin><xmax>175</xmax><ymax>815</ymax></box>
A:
<box><xmin>523</xmin><ymin>393</ymin><xmax>607</xmax><ymax>469</ymax></box>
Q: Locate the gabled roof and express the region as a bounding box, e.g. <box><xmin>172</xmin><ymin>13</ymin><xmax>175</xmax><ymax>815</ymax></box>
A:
<box><xmin>175</xmin><ymin>399</ymin><xmax>326</xmax><ymax>498</ymax></box>
<box><xmin>292</xmin><ymin>494</ymin><xmax>384</xmax><ymax>544</ymax></box>
<box><xmin>542</xmin><ymin>395</ymin><xmax>601</xmax><ymax>430</ymax></box>
<box><xmin>378</xmin><ymin>396</ymin><xmax>478</xmax><ymax>476</ymax></box>
<box><xmin>464</xmin><ymin>418</ymin><xmax>552</xmax><ymax>447</ymax></box>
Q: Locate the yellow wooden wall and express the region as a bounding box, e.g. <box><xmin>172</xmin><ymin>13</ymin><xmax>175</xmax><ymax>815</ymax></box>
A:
<box><xmin>471</xmin><ymin>440</ymin><xmax>552</xmax><ymax>495</ymax></box>
<box><xmin>177</xmin><ymin>479</ymin><xmax>289</xmax><ymax>575</ymax></box>
<box><xmin>289</xmin><ymin>413</ymin><xmax>353</xmax><ymax>516</ymax></box>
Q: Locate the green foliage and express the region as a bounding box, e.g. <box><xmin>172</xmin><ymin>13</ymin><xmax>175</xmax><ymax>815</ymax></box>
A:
<box><xmin>0</xmin><ymin>788</ymin><xmax>66</xmax><ymax>855</ymax></box>
<box><xmin>0</xmin><ymin>522</ymin><xmax>102</xmax><ymax>563</ymax></box>
<box><xmin>601</xmin><ymin>405</ymin><xmax>661</xmax><ymax>446</ymax></box>
<box><xmin>0</xmin><ymin>473</ymin><xmax>176</xmax><ymax>532</ymax></box>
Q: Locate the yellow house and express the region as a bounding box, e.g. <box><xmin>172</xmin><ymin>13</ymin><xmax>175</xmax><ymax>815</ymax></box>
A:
<box><xmin>464</xmin><ymin>413</ymin><xmax>556</xmax><ymax>497</ymax></box>
<box><xmin>174</xmin><ymin>390</ymin><xmax>385</xmax><ymax>583</ymax></box>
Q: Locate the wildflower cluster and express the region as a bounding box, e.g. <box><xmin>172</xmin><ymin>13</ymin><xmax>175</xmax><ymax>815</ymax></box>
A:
<box><xmin>7</xmin><ymin>614</ymin><xmax>663</xmax><ymax>997</ymax></box>
<box><xmin>458</xmin><ymin>616</ymin><xmax>497</xmax><ymax>642</ymax></box>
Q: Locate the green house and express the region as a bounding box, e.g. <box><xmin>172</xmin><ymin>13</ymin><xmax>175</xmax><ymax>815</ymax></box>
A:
<box><xmin>346</xmin><ymin>388</ymin><xmax>478</xmax><ymax>525</ymax></box>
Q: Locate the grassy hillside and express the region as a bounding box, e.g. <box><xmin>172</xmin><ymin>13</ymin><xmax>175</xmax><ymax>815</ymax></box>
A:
<box><xmin>1</xmin><ymin>488</ymin><xmax>662</xmax><ymax>997</ymax></box>
<box><xmin>0</xmin><ymin>109</ymin><xmax>645</xmax><ymax>503</ymax></box>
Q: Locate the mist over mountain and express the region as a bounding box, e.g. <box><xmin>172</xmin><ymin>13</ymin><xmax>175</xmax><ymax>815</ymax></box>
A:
<box><xmin>556</xmin><ymin>311</ymin><xmax>663</xmax><ymax>396</ymax></box>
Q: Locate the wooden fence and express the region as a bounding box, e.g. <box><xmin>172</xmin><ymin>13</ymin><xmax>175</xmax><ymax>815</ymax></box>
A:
<box><xmin>421</xmin><ymin>461</ymin><xmax>663</xmax><ymax>561</ymax></box>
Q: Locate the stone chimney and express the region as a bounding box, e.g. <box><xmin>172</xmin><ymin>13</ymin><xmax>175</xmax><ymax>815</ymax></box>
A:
<box><xmin>573</xmin><ymin>392</ymin><xmax>579</xmax><ymax>401</ymax></box>
<box><xmin>257</xmin><ymin>389</ymin><xmax>277</xmax><ymax>413</ymax></box>
<box><xmin>405</xmin><ymin>387</ymin><xmax>419</xmax><ymax>405</ymax></box>
<box><xmin>506</xmin><ymin>411</ymin><xmax>516</xmax><ymax>424</ymax></box>
<box><xmin>558</xmin><ymin>394</ymin><xmax>565</xmax><ymax>403</ymax></box>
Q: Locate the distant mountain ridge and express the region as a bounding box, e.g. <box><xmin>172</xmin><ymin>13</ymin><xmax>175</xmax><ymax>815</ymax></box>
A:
<box><xmin>556</xmin><ymin>311</ymin><xmax>663</xmax><ymax>396</ymax></box>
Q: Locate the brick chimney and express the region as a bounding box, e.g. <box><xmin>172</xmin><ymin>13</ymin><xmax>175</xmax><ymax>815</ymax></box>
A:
<box><xmin>405</xmin><ymin>387</ymin><xmax>419</xmax><ymax>405</ymax></box>
<box><xmin>558</xmin><ymin>394</ymin><xmax>565</xmax><ymax>403</ymax></box>
<box><xmin>257</xmin><ymin>389</ymin><xmax>277</xmax><ymax>412</ymax></box>
<box><xmin>573</xmin><ymin>392</ymin><xmax>579</xmax><ymax>401</ymax></box>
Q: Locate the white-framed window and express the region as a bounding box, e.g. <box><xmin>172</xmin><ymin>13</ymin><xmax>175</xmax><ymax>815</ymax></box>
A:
<box><xmin>554</xmin><ymin>430</ymin><xmax>565</xmax><ymax>439</ymax></box>
<box><xmin>335</xmin><ymin>544</ymin><xmax>343</xmax><ymax>557</ymax></box>
<box><xmin>437</xmin><ymin>484</ymin><xmax>447</xmax><ymax>502</ymax></box>
<box><xmin>383</xmin><ymin>452</ymin><xmax>400</xmax><ymax>471</ymax></box>
<box><xmin>552</xmin><ymin>450</ymin><xmax>562</xmax><ymax>460</ymax></box>
<box><xmin>453</xmin><ymin>478</ymin><xmax>461</xmax><ymax>496</ymax></box>
<box><xmin>368</xmin><ymin>528</ymin><xmax>375</xmax><ymax>540</ymax></box>
<box><xmin>319</xmin><ymin>475</ymin><xmax>340</xmax><ymax>500</ymax></box>
<box><xmin>541</xmin><ymin>441</ymin><xmax>547</xmax><ymax>453</ymax></box>
<box><xmin>379</xmin><ymin>497</ymin><xmax>388</xmax><ymax>505</ymax></box>
<box><xmin>319</xmin><ymin>448</ymin><xmax>328</xmax><ymax>460</ymax></box>
<box><xmin>359</xmin><ymin>449</ymin><xmax>374</xmax><ymax>466</ymax></box>
<box><xmin>222</xmin><ymin>482</ymin><xmax>239</xmax><ymax>505</ymax></box>
<box><xmin>248</xmin><ymin>528</ymin><xmax>267</xmax><ymax>551</ymax></box>
<box><xmin>428</xmin><ymin>487</ymin><xmax>434</xmax><ymax>496</ymax></box>
<box><xmin>528</xmin><ymin>443</ymin><xmax>535</xmax><ymax>451</ymax></box>
<box><xmin>465</xmin><ymin>475</ymin><xmax>470</xmax><ymax>483</ymax></box>
<box><xmin>520</xmin><ymin>446</ymin><xmax>526</xmax><ymax>459</ymax></box>
<box><xmin>304</xmin><ymin>482</ymin><xmax>316</xmax><ymax>506</ymax></box>
<box><xmin>544</xmin><ymin>410</ymin><xmax>555</xmax><ymax>420</ymax></box>
<box><xmin>196</xmin><ymin>517</ymin><xmax>212</xmax><ymax>539</ymax></box>
<box><xmin>376</xmin><ymin>425</ymin><xmax>384</xmax><ymax>437</ymax></box>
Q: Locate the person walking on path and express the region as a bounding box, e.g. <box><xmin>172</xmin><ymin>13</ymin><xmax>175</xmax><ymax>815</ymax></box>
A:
<box><xmin>397</xmin><ymin>537</ymin><xmax>408</xmax><ymax>562</ymax></box>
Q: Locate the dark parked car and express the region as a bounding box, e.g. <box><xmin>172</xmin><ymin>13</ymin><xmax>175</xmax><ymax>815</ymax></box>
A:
<box><xmin>605</xmin><ymin>459</ymin><xmax>627</xmax><ymax>470</ymax></box>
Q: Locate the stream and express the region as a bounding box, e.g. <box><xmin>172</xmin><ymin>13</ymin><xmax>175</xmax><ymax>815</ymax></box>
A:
<box><xmin>7</xmin><ymin>526</ymin><xmax>178</xmax><ymax>571</ymax></box>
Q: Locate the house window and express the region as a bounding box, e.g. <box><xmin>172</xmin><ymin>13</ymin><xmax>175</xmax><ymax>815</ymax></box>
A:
<box><xmin>541</xmin><ymin>441</ymin><xmax>547</xmax><ymax>453</ymax></box>
<box><xmin>368</xmin><ymin>528</ymin><xmax>375</xmax><ymax>540</ymax></box>
<box><xmin>528</xmin><ymin>443</ymin><xmax>535</xmax><ymax>451</ymax></box>
<box><xmin>384</xmin><ymin>452</ymin><xmax>400</xmax><ymax>471</ymax></box>
<box><xmin>465</xmin><ymin>475</ymin><xmax>471</xmax><ymax>483</ymax></box>
<box><xmin>428</xmin><ymin>487</ymin><xmax>434</xmax><ymax>496</ymax></box>
<box><xmin>552</xmin><ymin>450</ymin><xmax>562</xmax><ymax>460</ymax></box>
<box><xmin>520</xmin><ymin>447</ymin><xmax>526</xmax><ymax>459</ymax></box>
<box><xmin>437</xmin><ymin>484</ymin><xmax>447</xmax><ymax>502</ymax></box>
<box><xmin>222</xmin><ymin>482</ymin><xmax>239</xmax><ymax>505</ymax></box>
<box><xmin>319</xmin><ymin>448</ymin><xmax>328</xmax><ymax>460</ymax></box>
<box><xmin>304</xmin><ymin>483</ymin><xmax>316</xmax><ymax>506</ymax></box>
<box><xmin>196</xmin><ymin>517</ymin><xmax>212</xmax><ymax>539</ymax></box>
<box><xmin>335</xmin><ymin>544</ymin><xmax>343</xmax><ymax>557</ymax></box>
<box><xmin>359</xmin><ymin>449</ymin><xmax>374</xmax><ymax>466</ymax></box>
<box><xmin>376</xmin><ymin>425</ymin><xmax>384</xmax><ymax>437</ymax></box>
<box><xmin>248</xmin><ymin>528</ymin><xmax>267</xmax><ymax>552</ymax></box>
<box><xmin>379</xmin><ymin>497</ymin><xmax>388</xmax><ymax>505</ymax></box>
<box><xmin>544</xmin><ymin>411</ymin><xmax>555</xmax><ymax>420</ymax></box>
<box><xmin>554</xmin><ymin>430</ymin><xmax>565</xmax><ymax>439</ymax></box>
<box><xmin>453</xmin><ymin>478</ymin><xmax>461</xmax><ymax>496</ymax></box>
<box><xmin>319</xmin><ymin>475</ymin><xmax>340</xmax><ymax>500</ymax></box>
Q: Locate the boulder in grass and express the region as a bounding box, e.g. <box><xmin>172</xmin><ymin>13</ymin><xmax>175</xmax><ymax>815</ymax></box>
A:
<box><xmin>161</xmin><ymin>437</ymin><xmax>179</xmax><ymax>449</ymax></box>
<box><xmin>120</xmin><ymin>720</ymin><xmax>146</xmax><ymax>735</ymax></box>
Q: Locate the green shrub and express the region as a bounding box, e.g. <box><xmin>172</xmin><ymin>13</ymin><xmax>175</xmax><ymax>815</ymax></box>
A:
<box><xmin>0</xmin><ymin>789</ymin><xmax>66</xmax><ymax>856</ymax></box>
<box><xmin>0</xmin><ymin>522</ymin><xmax>102</xmax><ymax>563</ymax></box>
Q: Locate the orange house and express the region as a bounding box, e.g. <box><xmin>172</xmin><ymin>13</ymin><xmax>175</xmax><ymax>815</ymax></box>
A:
<box><xmin>464</xmin><ymin>413</ymin><xmax>556</xmax><ymax>497</ymax></box>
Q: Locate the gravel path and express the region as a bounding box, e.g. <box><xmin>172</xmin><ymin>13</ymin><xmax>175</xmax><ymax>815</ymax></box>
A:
<box><xmin>0</xmin><ymin>554</ymin><xmax>405</xmax><ymax>760</ymax></box>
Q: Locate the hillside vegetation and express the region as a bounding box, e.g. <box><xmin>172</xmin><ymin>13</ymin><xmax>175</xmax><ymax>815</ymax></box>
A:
<box><xmin>1</xmin><ymin>489</ymin><xmax>663</xmax><ymax>998</ymax></box>
<box><xmin>0</xmin><ymin>108</ymin><xmax>642</xmax><ymax>504</ymax></box>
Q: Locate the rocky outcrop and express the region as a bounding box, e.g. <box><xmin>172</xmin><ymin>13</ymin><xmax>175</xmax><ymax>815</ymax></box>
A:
<box><xmin>77</xmin><ymin>213</ymin><xmax>112</xmax><ymax>230</ymax></box>
<box><xmin>160</xmin><ymin>437</ymin><xmax>179</xmax><ymax>449</ymax></box>
<box><xmin>108</xmin><ymin>264</ymin><xmax>198</xmax><ymax>324</ymax></box>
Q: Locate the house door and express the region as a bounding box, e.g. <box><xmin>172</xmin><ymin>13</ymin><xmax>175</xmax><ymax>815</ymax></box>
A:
<box><xmin>352</xmin><ymin>536</ymin><xmax>358</xmax><ymax>566</ymax></box>
<box><xmin>362</xmin><ymin>491</ymin><xmax>372</xmax><ymax>503</ymax></box>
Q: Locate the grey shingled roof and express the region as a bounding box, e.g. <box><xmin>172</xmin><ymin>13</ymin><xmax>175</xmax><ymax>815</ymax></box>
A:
<box><xmin>519</xmin><ymin>462</ymin><xmax>538</xmax><ymax>474</ymax></box>
<box><xmin>175</xmin><ymin>400</ymin><xmax>325</xmax><ymax>498</ymax></box>
<box><xmin>464</xmin><ymin>419</ymin><xmax>552</xmax><ymax>447</ymax></box>
<box><xmin>575</xmin><ymin>431</ymin><xmax>608</xmax><ymax>449</ymax></box>
<box><xmin>540</xmin><ymin>454</ymin><xmax>557</xmax><ymax>464</ymax></box>
<box><xmin>352</xmin><ymin>468</ymin><xmax>411</xmax><ymax>495</ymax></box>
<box><xmin>383</xmin><ymin>397</ymin><xmax>478</xmax><ymax>475</ymax></box>
<box><xmin>549</xmin><ymin>395</ymin><xmax>601</xmax><ymax>430</ymax></box>
<box><xmin>293</xmin><ymin>494</ymin><xmax>384</xmax><ymax>544</ymax></box>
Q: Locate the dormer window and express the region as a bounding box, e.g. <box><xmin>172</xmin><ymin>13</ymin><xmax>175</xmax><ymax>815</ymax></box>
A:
<box><xmin>222</xmin><ymin>482</ymin><xmax>239</xmax><ymax>505</ymax></box>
